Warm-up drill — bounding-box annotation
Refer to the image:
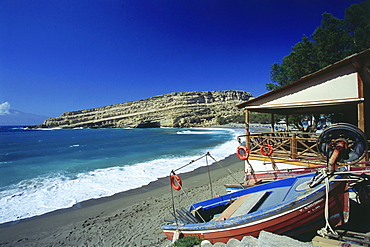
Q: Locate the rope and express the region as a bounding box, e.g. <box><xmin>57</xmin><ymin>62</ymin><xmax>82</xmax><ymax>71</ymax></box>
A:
<box><xmin>172</xmin><ymin>153</ymin><xmax>209</xmax><ymax>173</ymax></box>
<box><xmin>318</xmin><ymin>169</ymin><xmax>337</xmax><ymax>237</ymax></box>
<box><xmin>169</xmin><ymin>152</ymin><xmax>219</xmax><ymax>225</ymax></box>
<box><xmin>168</xmin><ymin>151</ymin><xmax>265</xmax><ymax>225</ymax></box>
<box><xmin>205</xmin><ymin>154</ymin><xmax>214</xmax><ymax>198</ymax></box>
<box><xmin>178</xmin><ymin>176</ymin><xmax>207</xmax><ymax>223</ymax></box>
<box><xmin>170</xmin><ymin>170</ymin><xmax>207</xmax><ymax>224</ymax></box>
<box><xmin>269</xmin><ymin>156</ymin><xmax>279</xmax><ymax>179</ymax></box>
<box><xmin>246</xmin><ymin>159</ymin><xmax>259</xmax><ymax>185</ymax></box>
<box><xmin>207</xmin><ymin>153</ymin><xmax>244</xmax><ymax>187</ymax></box>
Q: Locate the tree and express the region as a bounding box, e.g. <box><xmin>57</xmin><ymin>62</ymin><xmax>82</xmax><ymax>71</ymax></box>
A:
<box><xmin>267</xmin><ymin>1</ymin><xmax>370</xmax><ymax>90</ymax></box>
<box><xmin>344</xmin><ymin>1</ymin><xmax>370</xmax><ymax>52</ymax></box>
<box><xmin>267</xmin><ymin>36</ymin><xmax>319</xmax><ymax>90</ymax></box>
<box><xmin>311</xmin><ymin>12</ymin><xmax>353</xmax><ymax>68</ymax></box>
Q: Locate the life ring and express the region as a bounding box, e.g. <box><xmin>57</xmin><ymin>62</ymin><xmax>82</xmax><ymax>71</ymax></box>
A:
<box><xmin>236</xmin><ymin>145</ymin><xmax>250</xmax><ymax>160</ymax></box>
<box><xmin>170</xmin><ymin>174</ymin><xmax>182</xmax><ymax>190</ymax></box>
<box><xmin>260</xmin><ymin>144</ymin><xmax>273</xmax><ymax>156</ymax></box>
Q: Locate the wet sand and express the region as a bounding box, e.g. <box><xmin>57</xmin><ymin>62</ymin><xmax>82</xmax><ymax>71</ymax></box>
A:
<box><xmin>0</xmin><ymin>155</ymin><xmax>246</xmax><ymax>247</ymax></box>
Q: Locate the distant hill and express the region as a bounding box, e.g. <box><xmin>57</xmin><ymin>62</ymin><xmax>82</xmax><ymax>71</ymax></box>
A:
<box><xmin>31</xmin><ymin>90</ymin><xmax>251</xmax><ymax>128</ymax></box>
<box><xmin>0</xmin><ymin>109</ymin><xmax>48</xmax><ymax>126</ymax></box>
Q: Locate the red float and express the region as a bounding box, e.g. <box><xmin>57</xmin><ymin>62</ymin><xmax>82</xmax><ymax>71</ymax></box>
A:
<box><xmin>170</xmin><ymin>174</ymin><xmax>182</xmax><ymax>190</ymax></box>
<box><xmin>260</xmin><ymin>144</ymin><xmax>273</xmax><ymax>156</ymax></box>
<box><xmin>236</xmin><ymin>145</ymin><xmax>250</xmax><ymax>160</ymax></box>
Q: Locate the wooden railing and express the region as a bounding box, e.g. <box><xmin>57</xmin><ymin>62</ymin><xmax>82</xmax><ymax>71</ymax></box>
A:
<box><xmin>240</xmin><ymin>132</ymin><xmax>324</xmax><ymax>163</ymax></box>
<box><xmin>238</xmin><ymin>131</ymin><xmax>370</xmax><ymax>165</ymax></box>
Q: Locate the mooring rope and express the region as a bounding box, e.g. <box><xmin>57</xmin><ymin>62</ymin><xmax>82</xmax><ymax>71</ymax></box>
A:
<box><xmin>205</xmin><ymin>154</ymin><xmax>214</xmax><ymax>198</ymax></box>
<box><xmin>317</xmin><ymin>169</ymin><xmax>337</xmax><ymax>237</ymax></box>
<box><xmin>207</xmin><ymin>152</ymin><xmax>245</xmax><ymax>187</ymax></box>
<box><xmin>172</xmin><ymin>173</ymin><xmax>207</xmax><ymax>224</ymax></box>
<box><xmin>169</xmin><ymin>151</ymin><xmax>251</xmax><ymax>224</ymax></box>
<box><xmin>169</xmin><ymin>152</ymin><xmax>219</xmax><ymax>225</ymax></box>
<box><xmin>324</xmin><ymin>169</ymin><xmax>337</xmax><ymax>234</ymax></box>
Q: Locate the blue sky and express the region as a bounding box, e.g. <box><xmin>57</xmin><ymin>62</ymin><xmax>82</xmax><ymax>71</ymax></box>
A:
<box><xmin>0</xmin><ymin>0</ymin><xmax>364</xmax><ymax>117</ymax></box>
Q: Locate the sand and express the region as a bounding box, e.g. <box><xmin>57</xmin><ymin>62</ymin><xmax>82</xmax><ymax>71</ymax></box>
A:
<box><xmin>0</xmin><ymin>154</ymin><xmax>246</xmax><ymax>247</ymax></box>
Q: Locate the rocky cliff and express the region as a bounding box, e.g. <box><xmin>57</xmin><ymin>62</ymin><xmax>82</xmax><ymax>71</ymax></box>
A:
<box><xmin>32</xmin><ymin>90</ymin><xmax>251</xmax><ymax>128</ymax></box>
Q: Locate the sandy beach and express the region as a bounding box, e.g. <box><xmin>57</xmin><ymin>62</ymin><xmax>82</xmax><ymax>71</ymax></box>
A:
<box><xmin>0</xmin><ymin>154</ymin><xmax>246</xmax><ymax>247</ymax></box>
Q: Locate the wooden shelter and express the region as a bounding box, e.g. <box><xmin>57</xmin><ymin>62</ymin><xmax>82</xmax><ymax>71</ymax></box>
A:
<box><xmin>237</xmin><ymin>49</ymin><xmax>370</xmax><ymax>161</ymax></box>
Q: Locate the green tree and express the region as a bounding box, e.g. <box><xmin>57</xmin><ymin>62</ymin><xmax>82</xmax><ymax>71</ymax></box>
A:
<box><xmin>267</xmin><ymin>36</ymin><xmax>319</xmax><ymax>90</ymax></box>
<box><xmin>267</xmin><ymin>0</ymin><xmax>370</xmax><ymax>90</ymax></box>
<box><xmin>344</xmin><ymin>1</ymin><xmax>370</xmax><ymax>52</ymax></box>
<box><xmin>311</xmin><ymin>12</ymin><xmax>353</xmax><ymax>68</ymax></box>
<box><xmin>249</xmin><ymin>112</ymin><xmax>270</xmax><ymax>123</ymax></box>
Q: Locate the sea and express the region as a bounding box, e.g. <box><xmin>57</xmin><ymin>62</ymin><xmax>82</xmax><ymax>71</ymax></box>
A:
<box><xmin>0</xmin><ymin>126</ymin><xmax>245</xmax><ymax>225</ymax></box>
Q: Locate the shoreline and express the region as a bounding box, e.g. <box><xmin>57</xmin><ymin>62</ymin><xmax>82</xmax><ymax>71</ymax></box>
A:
<box><xmin>0</xmin><ymin>126</ymin><xmax>243</xmax><ymax>226</ymax></box>
<box><xmin>0</xmin><ymin>154</ymin><xmax>245</xmax><ymax>246</ymax></box>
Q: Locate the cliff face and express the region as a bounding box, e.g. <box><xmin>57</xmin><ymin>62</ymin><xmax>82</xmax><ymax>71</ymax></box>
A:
<box><xmin>33</xmin><ymin>90</ymin><xmax>251</xmax><ymax>128</ymax></box>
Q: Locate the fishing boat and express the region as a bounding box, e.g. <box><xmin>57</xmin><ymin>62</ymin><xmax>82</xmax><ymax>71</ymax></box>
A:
<box><xmin>162</xmin><ymin>171</ymin><xmax>349</xmax><ymax>243</ymax></box>
<box><xmin>225</xmin><ymin>165</ymin><xmax>370</xmax><ymax>193</ymax></box>
<box><xmin>224</xmin><ymin>166</ymin><xmax>323</xmax><ymax>193</ymax></box>
<box><xmin>162</xmin><ymin>123</ymin><xmax>368</xmax><ymax>243</ymax></box>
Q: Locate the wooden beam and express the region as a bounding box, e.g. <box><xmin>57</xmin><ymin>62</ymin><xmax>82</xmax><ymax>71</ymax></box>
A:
<box><xmin>245</xmin><ymin>109</ymin><xmax>250</xmax><ymax>149</ymax></box>
<box><xmin>285</xmin><ymin>115</ymin><xmax>289</xmax><ymax>131</ymax></box>
<box><xmin>270</xmin><ymin>114</ymin><xmax>275</xmax><ymax>132</ymax></box>
<box><xmin>215</xmin><ymin>194</ymin><xmax>251</xmax><ymax>220</ymax></box>
<box><xmin>215</xmin><ymin>191</ymin><xmax>267</xmax><ymax>220</ymax></box>
<box><xmin>356</xmin><ymin>72</ymin><xmax>368</xmax><ymax>162</ymax></box>
<box><xmin>312</xmin><ymin>235</ymin><xmax>362</xmax><ymax>247</ymax></box>
<box><xmin>358</xmin><ymin>102</ymin><xmax>365</xmax><ymax>132</ymax></box>
<box><xmin>291</xmin><ymin>133</ymin><xmax>297</xmax><ymax>159</ymax></box>
<box><xmin>357</xmin><ymin>73</ymin><xmax>365</xmax><ymax>132</ymax></box>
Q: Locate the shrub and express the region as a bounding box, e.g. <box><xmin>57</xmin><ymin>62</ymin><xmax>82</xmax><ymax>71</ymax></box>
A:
<box><xmin>172</xmin><ymin>236</ymin><xmax>204</xmax><ymax>247</ymax></box>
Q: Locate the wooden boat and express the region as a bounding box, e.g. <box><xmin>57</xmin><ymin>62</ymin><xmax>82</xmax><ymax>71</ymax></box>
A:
<box><xmin>225</xmin><ymin>165</ymin><xmax>370</xmax><ymax>193</ymax></box>
<box><xmin>225</xmin><ymin>166</ymin><xmax>323</xmax><ymax>193</ymax></box>
<box><xmin>163</xmin><ymin>123</ymin><xmax>367</xmax><ymax>243</ymax></box>
<box><xmin>162</xmin><ymin>172</ymin><xmax>349</xmax><ymax>243</ymax></box>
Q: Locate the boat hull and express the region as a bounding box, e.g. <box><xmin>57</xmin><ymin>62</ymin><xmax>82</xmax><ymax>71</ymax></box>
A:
<box><xmin>225</xmin><ymin>167</ymin><xmax>323</xmax><ymax>192</ymax></box>
<box><xmin>163</xmin><ymin>174</ymin><xmax>349</xmax><ymax>243</ymax></box>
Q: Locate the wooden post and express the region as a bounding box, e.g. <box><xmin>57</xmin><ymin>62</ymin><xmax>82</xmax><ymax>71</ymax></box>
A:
<box><xmin>358</xmin><ymin>102</ymin><xmax>365</xmax><ymax>132</ymax></box>
<box><xmin>357</xmin><ymin>74</ymin><xmax>365</xmax><ymax>132</ymax></box>
<box><xmin>285</xmin><ymin>115</ymin><xmax>289</xmax><ymax>131</ymax></box>
<box><xmin>245</xmin><ymin>110</ymin><xmax>251</xmax><ymax>174</ymax></box>
<box><xmin>291</xmin><ymin>133</ymin><xmax>297</xmax><ymax>159</ymax></box>
<box><xmin>270</xmin><ymin>114</ymin><xmax>275</xmax><ymax>132</ymax></box>
<box><xmin>357</xmin><ymin>102</ymin><xmax>367</xmax><ymax>162</ymax></box>
<box><xmin>357</xmin><ymin>72</ymin><xmax>367</xmax><ymax>162</ymax></box>
<box><xmin>245</xmin><ymin>110</ymin><xmax>250</xmax><ymax>149</ymax></box>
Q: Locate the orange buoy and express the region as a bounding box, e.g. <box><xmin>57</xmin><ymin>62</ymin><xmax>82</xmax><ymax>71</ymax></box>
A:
<box><xmin>260</xmin><ymin>144</ymin><xmax>273</xmax><ymax>156</ymax></box>
<box><xmin>170</xmin><ymin>174</ymin><xmax>182</xmax><ymax>190</ymax></box>
<box><xmin>236</xmin><ymin>145</ymin><xmax>250</xmax><ymax>160</ymax></box>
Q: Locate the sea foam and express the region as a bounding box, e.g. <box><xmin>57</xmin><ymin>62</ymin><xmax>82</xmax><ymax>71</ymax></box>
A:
<box><xmin>0</xmin><ymin>128</ymin><xmax>244</xmax><ymax>225</ymax></box>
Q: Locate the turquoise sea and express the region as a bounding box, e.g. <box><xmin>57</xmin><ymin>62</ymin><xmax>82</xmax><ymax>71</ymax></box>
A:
<box><xmin>0</xmin><ymin>126</ymin><xmax>244</xmax><ymax>225</ymax></box>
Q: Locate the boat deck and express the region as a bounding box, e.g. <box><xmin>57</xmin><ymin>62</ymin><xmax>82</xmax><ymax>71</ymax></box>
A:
<box><xmin>191</xmin><ymin>173</ymin><xmax>316</xmax><ymax>222</ymax></box>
